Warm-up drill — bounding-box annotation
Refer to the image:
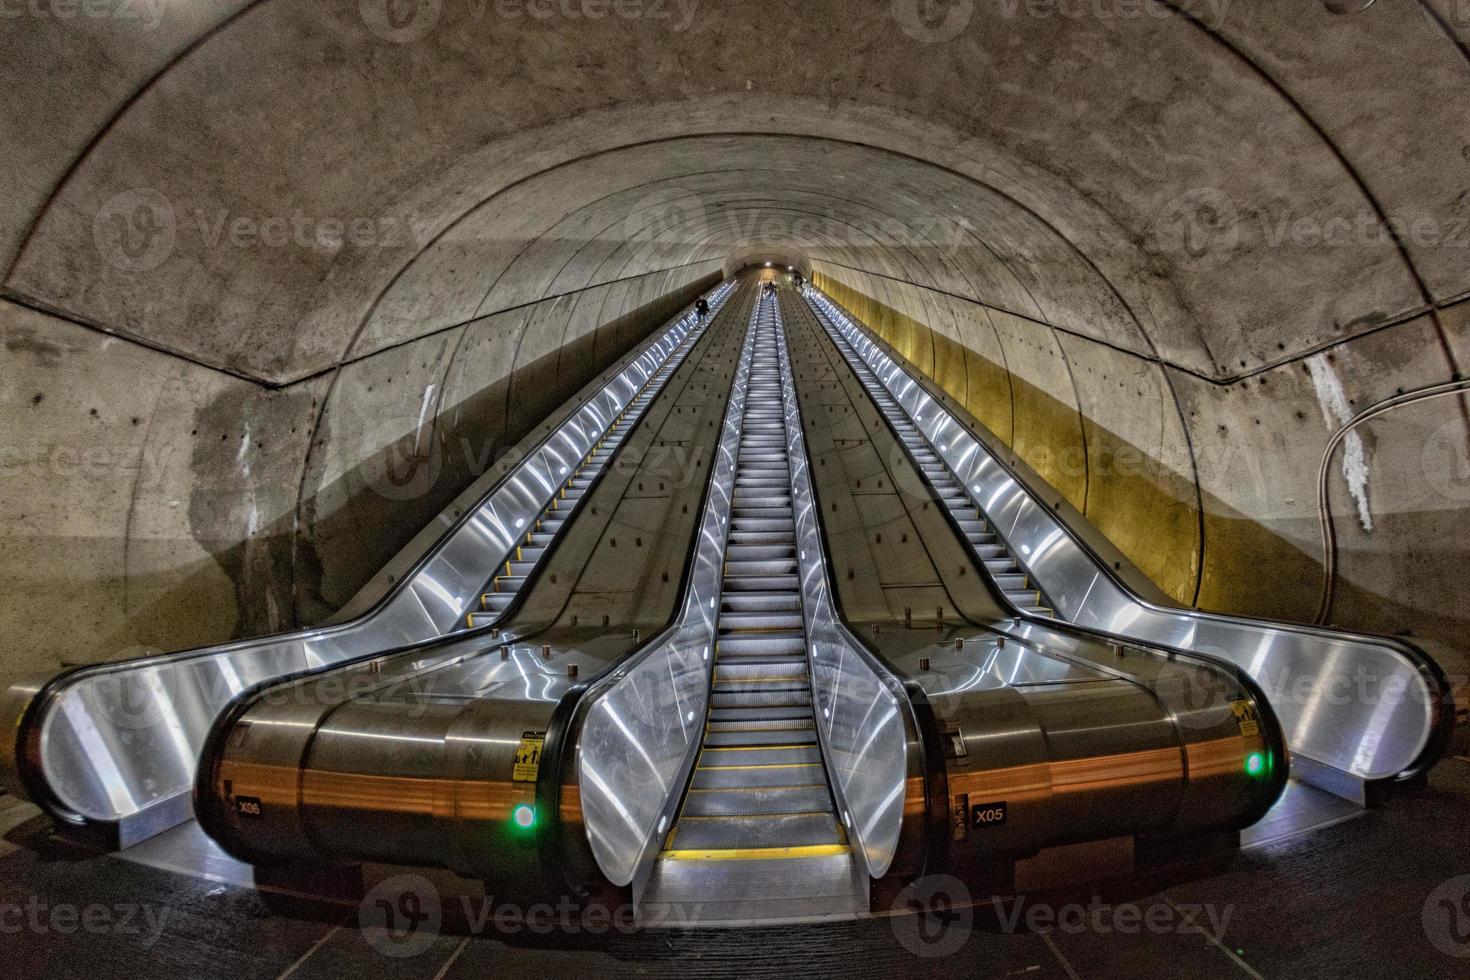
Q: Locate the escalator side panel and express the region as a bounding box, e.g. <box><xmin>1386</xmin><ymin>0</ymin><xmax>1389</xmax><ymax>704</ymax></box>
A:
<box><xmin>782</xmin><ymin>287</ymin><xmax>1286</xmax><ymax>873</ymax></box>
<box><xmin>194</xmin><ymin>285</ymin><xmax>755</xmax><ymax>883</ymax></box>
<box><xmin>803</xmin><ymin>287</ymin><xmax>1450</xmax><ymax>796</ymax></box>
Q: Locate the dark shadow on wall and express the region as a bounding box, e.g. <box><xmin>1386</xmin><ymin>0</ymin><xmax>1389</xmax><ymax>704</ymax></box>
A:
<box><xmin>289</xmin><ymin>275</ymin><xmax>718</xmax><ymax>625</ymax></box>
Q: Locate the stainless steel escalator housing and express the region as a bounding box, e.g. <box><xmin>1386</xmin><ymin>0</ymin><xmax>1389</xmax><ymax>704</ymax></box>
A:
<box><xmin>198</xmin><ymin>278</ymin><xmax>1292</xmax><ymax>917</ymax></box>
<box><xmin>567</xmin><ymin>292</ymin><xmax>927</xmax><ymax>923</ymax></box>
<box><xmin>774</xmin><ymin>293</ymin><xmax>928</xmax><ymax>884</ymax></box>
<box><xmin>780</xmin><ymin>285</ymin><xmax>1286</xmax><ymax>888</ymax></box>
<box><xmin>0</xmin><ymin>281</ymin><xmax>734</xmax><ymax>847</ymax></box>
<box><xmin>560</xmin><ymin>292</ymin><xmax>764</xmax><ymax>894</ymax></box>
<box><xmin>193</xmin><ymin>280</ymin><xmax>755</xmax><ymax>893</ymax></box>
<box><xmin>804</xmin><ymin>287</ymin><xmax>1452</xmax><ymax>803</ymax></box>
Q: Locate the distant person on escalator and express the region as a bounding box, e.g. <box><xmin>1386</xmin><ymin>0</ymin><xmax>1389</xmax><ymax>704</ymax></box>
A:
<box><xmin>695</xmin><ymin>297</ymin><xmax>709</xmax><ymax>320</ymax></box>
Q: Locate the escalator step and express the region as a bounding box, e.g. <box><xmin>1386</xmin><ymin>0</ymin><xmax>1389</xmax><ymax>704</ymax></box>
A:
<box><xmin>722</xmin><ymin>574</ymin><xmax>799</xmax><ymax>591</ymax></box>
<box><xmin>722</xmin><ymin>591</ymin><xmax>801</xmax><ymax>612</ymax></box>
<box><xmin>713</xmin><ymin>658</ymin><xmax>807</xmax><ymax>681</ymax></box>
<box><xmin>711</xmin><ymin>688</ymin><xmax>812</xmax><ymax>709</ymax></box>
<box><xmin>719</xmin><ymin>611</ymin><xmax>804</xmax><ymax>631</ymax></box>
<box><xmin>699</xmin><ymin>745</ymin><xmax>823</xmax><ymax>768</ymax></box>
<box><xmin>666</xmin><ymin>812</ymin><xmax>840</xmax><ymax>852</ymax></box>
<box><xmin>717</xmin><ymin>633</ymin><xmax>807</xmax><ymax>656</ymax></box>
<box><xmin>701</xmin><ymin>727</ymin><xmax>817</xmax><ymax>747</ymax></box>
<box><xmin>680</xmin><ymin>784</ymin><xmax>831</xmax><ymax>816</ymax></box>
<box><xmin>691</xmin><ymin>763</ymin><xmax>826</xmax><ymax>790</ymax></box>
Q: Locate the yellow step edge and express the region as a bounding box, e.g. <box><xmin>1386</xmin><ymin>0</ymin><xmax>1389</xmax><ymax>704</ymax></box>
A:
<box><xmin>712</xmin><ymin>677</ymin><xmax>806</xmax><ymax>685</ymax></box>
<box><xmin>675</xmin><ymin>811</ymin><xmax>832</xmax><ymax>820</ymax></box>
<box><xmin>718</xmin><ymin>626</ymin><xmax>802</xmax><ymax>635</ymax></box>
<box><xmin>659</xmin><ymin>844</ymin><xmax>849</xmax><ymax>862</ymax></box>
<box><xmin>696</xmin><ymin>762</ymin><xmax>820</xmax><ymax>772</ymax></box>
<box><xmin>702</xmin><ymin>744</ymin><xmax>814</xmax><ymax>752</ymax></box>
<box><xmin>685</xmin><ymin>784</ymin><xmax>827</xmax><ymax>793</ymax></box>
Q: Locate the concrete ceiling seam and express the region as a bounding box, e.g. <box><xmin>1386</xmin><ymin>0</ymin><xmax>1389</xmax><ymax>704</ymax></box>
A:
<box><xmin>1161</xmin><ymin>0</ymin><xmax>1462</xmax><ymax>379</ymax></box>
<box><xmin>0</xmin><ymin>0</ymin><xmax>270</xmax><ymax>281</ymax></box>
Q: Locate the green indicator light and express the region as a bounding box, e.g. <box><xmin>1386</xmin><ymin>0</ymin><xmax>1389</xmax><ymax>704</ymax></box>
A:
<box><xmin>1245</xmin><ymin>752</ymin><xmax>1265</xmax><ymax>776</ymax></box>
<box><xmin>512</xmin><ymin>804</ymin><xmax>536</xmax><ymax>829</ymax></box>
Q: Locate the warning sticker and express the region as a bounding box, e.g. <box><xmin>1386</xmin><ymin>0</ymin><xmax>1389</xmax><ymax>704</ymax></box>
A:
<box><xmin>951</xmin><ymin>793</ymin><xmax>969</xmax><ymax>842</ymax></box>
<box><xmin>513</xmin><ymin>730</ymin><xmax>546</xmax><ymax>782</ymax></box>
<box><xmin>1229</xmin><ymin>700</ymin><xmax>1260</xmax><ymax>738</ymax></box>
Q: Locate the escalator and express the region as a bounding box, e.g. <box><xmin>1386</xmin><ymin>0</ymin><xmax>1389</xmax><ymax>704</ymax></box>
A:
<box><xmin>810</xmin><ymin>300</ymin><xmax>1054</xmax><ymax>617</ymax></box>
<box><xmin>0</xmin><ymin>279</ymin><xmax>735</xmax><ymax>847</ymax></box>
<box><xmin>192</xmin><ymin>274</ymin><xmax>1291</xmax><ymax>925</ymax></box>
<box><xmin>882</xmin><ymin>391</ymin><xmax>1053</xmax><ymax>618</ymax></box>
<box><xmin>641</xmin><ymin>292</ymin><xmax>863</xmax><ymax>923</ymax></box>
<box><xmin>470</xmin><ymin>321</ymin><xmax>707</xmax><ymax>625</ymax></box>
<box><xmin>800</xmin><ymin>285</ymin><xmax>1453</xmax><ymax>803</ymax></box>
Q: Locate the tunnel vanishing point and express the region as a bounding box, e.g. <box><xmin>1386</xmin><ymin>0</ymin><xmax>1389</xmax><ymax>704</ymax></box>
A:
<box><xmin>2</xmin><ymin>2</ymin><xmax>1470</xmax><ymax>978</ymax></box>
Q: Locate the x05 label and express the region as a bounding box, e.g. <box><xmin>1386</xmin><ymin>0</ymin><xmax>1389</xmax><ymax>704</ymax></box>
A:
<box><xmin>971</xmin><ymin>801</ymin><xmax>1008</xmax><ymax>828</ymax></box>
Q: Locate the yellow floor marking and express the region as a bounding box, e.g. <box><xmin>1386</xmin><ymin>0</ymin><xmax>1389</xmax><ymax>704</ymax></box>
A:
<box><xmin>659</xmin><ymin>844</ymin><xmax>849</xmax><ymax>861</ymax></box>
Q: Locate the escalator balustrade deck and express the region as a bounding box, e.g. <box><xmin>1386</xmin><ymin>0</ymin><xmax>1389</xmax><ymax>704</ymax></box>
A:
<box><xmin>642</xmin><ymin>293</ymin><xmax>863</xmax><ymax>924</ymax></box>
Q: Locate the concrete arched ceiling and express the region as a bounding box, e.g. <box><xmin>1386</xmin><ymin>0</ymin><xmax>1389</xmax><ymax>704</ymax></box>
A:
<box><xmin>4</xmin><ymin>0</ymin><xmax>1470</xmax><ymax>677</ymax></box>
<box><xmin>4</xmin><ymin>1</ymin><xmax>1468</xmax><ymax>383</ymax></box>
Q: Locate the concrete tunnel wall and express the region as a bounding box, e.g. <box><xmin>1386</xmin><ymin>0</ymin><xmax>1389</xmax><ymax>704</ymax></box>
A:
<box><xmin>810</xmin><ymin>268</ymin><xmax>1470</xmax><ymax>654</ymax></box>
<box><xmin>1</xmin><ymin>268</ymin><xmax>718</xmax><ymax>681</ymax></box>
<box><xmin>2</xmin><ymin>1</ymin><xmax>1470</xmax><ymax>687</ymax></box>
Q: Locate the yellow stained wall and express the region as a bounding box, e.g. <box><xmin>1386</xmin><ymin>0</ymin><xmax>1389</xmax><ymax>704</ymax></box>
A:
<box><xmin>812</xmin><ymin>270</ymin><xmax>1202</xmax><ymax>606</ymax></box>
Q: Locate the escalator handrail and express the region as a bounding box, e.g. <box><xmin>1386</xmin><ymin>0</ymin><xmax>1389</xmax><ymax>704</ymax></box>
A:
<box><xmin>770</xmin><ymin>291</ymin><xmax>934</xmax><ymax>882</ymax></box>
<box><xmin>805</xmin><ymin>287</ymin><xmax>1452</xmax><ymax>785</ymax></box>
<box><xmin>539</xmin><ymin>284</ymin><xmax>760</xmax><ymax>896</ymax></box>
<box><xmin>787</xmin><ymin>289</ymin><xmax>1289</xmax><ymax>832</ymax></box>
<box><xmin>2</xmin><ymin>280</ymin><xmax>734</xmax><ymax>829</ymax></box>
